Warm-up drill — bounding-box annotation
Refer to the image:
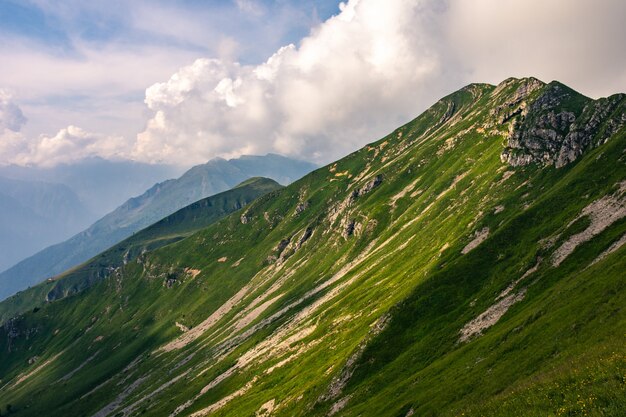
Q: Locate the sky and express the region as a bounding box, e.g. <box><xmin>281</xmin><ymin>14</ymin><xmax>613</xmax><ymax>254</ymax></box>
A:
<box><xmin>0</xmin><ymin>0</ymin><xmax>625</xmax><ymax>168</ymax></box>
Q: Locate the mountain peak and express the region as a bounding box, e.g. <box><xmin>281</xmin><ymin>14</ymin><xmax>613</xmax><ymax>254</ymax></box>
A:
<box><xmin>496</xmin><ymin>79</ymin><xmax>625</xmax><ymax>167</ymax></box>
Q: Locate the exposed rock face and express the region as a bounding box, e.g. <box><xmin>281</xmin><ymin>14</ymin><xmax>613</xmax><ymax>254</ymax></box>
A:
<box><xmin>297</xmin><ymin>227</ymin><xmax>313</xmax><ymax>249</ymax></box>
<box><xmin>294</xmin><ymin>201</ymin><xmax>309</xmax><ymax>215</ymax></box>
<box><xmin>498</xmin><ymin>81</ymin><xmax>626</xmax><ymax>168</ymax></box>
<box><xmin>343</xmin><ymin>219</ymin><xmax>356</xmax><ymax>238</ymax></box>
<box><xmin>350</xmin><ymin>174</ymin><xmax>383</xmax><ymax>205</ymax></box>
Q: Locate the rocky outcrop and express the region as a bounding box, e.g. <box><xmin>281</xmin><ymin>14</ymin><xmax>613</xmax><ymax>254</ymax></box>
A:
<box><xmin>343</xmin><ymin>220</ymin><xmax>356</xmax><ymax>238</ymax></box>
<box><xmin>499</xmin><ymin>81</ymin><xmax>626</xmax><ymax>168</ymax></box>
<box><xmin>294</xmin><ymin>201</ymin><xmax>310</xmax><ymax>215</ymax></box>
<box><xmin>349</xmin><ymin>175</ymin><xmax>383</xmax><ymax>205</ymax></box>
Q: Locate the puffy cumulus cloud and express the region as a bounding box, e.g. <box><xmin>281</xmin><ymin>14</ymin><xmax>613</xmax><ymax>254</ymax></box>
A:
<box><xmin>134</xmin><ymin>0</ymin><xmax>459</xmax><ymax>165</ymax></box>
<box><xmin>134</xmin><ymin>0</ymin><xmax>626</xmax><ymax>166</ymax></box>
<box><xmin>1</xmin><ymin>90</ymin><xmax>130</xmax><ymax>167</ymax></box>
<box><xmin>0</xmin><ymin>91</ymin><xmax>27</xmax><ymax>132</ymax></box>
<box><xmin>1</xmin><ymin>123</ymin><xmax>130</xmax><ymax>168</ymax></box>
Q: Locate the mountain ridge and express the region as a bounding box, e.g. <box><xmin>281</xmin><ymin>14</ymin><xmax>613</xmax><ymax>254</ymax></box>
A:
<box><xmin>0</xmin><ymin>77</ymin><xmax>624</xmax><ymax>417</ymax></box>
<box><xmin>0</xmin><ymin>177</ymin><xmax>282</xmax><ymax>323</ymax></box>
<box><xmin>0</xmin><ymin>154</ymin><xmax>315</xmax><ymax>301</ymax></box>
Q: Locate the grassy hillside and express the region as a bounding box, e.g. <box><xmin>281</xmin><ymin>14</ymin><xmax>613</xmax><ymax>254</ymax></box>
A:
<box><xmin>0</xmin><ymin>78</ymin><xmax>624</xmax><ymax>417</ymax></box>
<box><xmin>0</xmin><ymin>177</ymin><xmax>282</xmax><ymax>324</ymax></box>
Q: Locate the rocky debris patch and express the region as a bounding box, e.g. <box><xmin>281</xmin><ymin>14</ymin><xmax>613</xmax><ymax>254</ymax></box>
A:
<box><xmin>297</xmin><ymin>227</ymin><xmax>314</xmax><ymax>249</ymax></box>
<box><xmin>328</xmin><ymin>395</ymin><xmax>352</xmax><ymax>416</ymax></box>
<box><xmin>165</xmin><ymin>273</ymin><xmax>178</xmax><ymax>288</ymax></box>
<box><xmin>276</xmin><ymin>238</ymin><xmax>290</xmax><ymax>255</ymax></box>
<box><xmin>459</xmin><ymin>290</ymin><xmax>526</xmax><ymax>342</ymax></box>
<box><xmin>175</xmin><ymin>322</ymin><xmax>189</xmax><ymax>333</ymax></box>
<box><xmin>590</xmin><ymin>233</ymin><xmax>626</xmax><ymax>266</ymax></box>
<box><xmin>158</xmin><ymin>277</ymin><xmax>259</xmax><ymax>352</ymax></box>
<box><xmin>498</xmin><ymin>258</ymin><xmax>542</xmax><ymax>300</ymax></box>
<box><xmin>92</xmin><ymin>375</ymin><xmax>150</xmax><ymax>417</ymax></box>
<box><xmin>552</xmin><ymin>184</ymin><xmax>626</xmax><ymax>266</ymax></box>
<box><xmin>461</xmin><ymin>227</ymin><xmax>490</xmax><ymax>254</ymax></box>
<box><xmin>349</xmin><ymin>174</ymin><xmax>383</xmax><ymax>205</ymax></box>
<box><xmin>343</xmin><ymin>219</ymin><xmax>356</xmax><ymax>238</ymax></box>
<box><xmin>318</xmin><ymin>314</ymin><xmax>390</xmax><ymax>404</ymax></box>
<box><xmin>390</xmin><ymin>177</ymin><xmax>421</xmax><ymax>208</ymax></box>
<box><xmin>8</xmin><ymin>349</ymin><xmax>66</xmax><ymax>388</ymax></box>
<box><xmin>295</xmin><ymin>201</ymin><xmax>310</xmax><ymax>215</ymax></box>
<box><xmin>184</xmin><ymin>267</ymin><xmax>201</xmax><ymax>278</ymax></box>
<box><xmin>189</xmin><ymin>377</ymin><xmax>258</xmax><ymax>417</ymax></box>
<box><xmin>256</xmin><ymin>399</ymin><xmax>276</xmax><ymax>417</ymax></box>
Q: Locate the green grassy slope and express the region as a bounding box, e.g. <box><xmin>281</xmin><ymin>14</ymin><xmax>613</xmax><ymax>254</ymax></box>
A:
<box><xmin>0</xmin><ymin>177</ymin><xmax>282</xmax><ymax>324</ymax></box>
<box><xmin>0</xmin><ymin>78</ymin><xmax>624</xmax><ymax>417</ymax></box>
<box><xmin>0</xmin><ymin>155</ymin><xmax>314</xmax><ymax>301</ymax></box>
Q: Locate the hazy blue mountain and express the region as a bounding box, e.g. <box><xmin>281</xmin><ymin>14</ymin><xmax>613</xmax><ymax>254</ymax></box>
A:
<box><xmin>0</xmin><ymin>154</ymin><xmax>316</xmax><ymax>301</ymax></box>
<box><xmin>0</xmin><ymin>177</ymin><xmax>93</xmax><ymax>272</ymax></box>
<box><xmin>0</xmin><ymin>157</ymin><xmax>182</xmax><ymax>216</ymax></box>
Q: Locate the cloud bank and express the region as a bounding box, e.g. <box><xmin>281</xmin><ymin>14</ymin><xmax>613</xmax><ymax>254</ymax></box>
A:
<box><xmin>133</xmin><ymin>0</ymin><xmax>626</xmax><ymax>165</ymax></box>
<box><xmin>133</xmin><ymin>0</ymin><xmax>454</xmax><ymax>165</ymax></box>
<box><xmin>2</xmin><ymin>0</ymin><xmax>626</xmax><ymax>167</ymax></box>
<box><xmin>0</xmin><ymin>91</ymin><xmax>128</xmax><ymax>167</ymax></box>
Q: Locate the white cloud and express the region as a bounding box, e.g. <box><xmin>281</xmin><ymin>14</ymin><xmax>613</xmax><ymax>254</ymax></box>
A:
<box><xmin>1</xmin><ymin>125</ymin><xmax>129</xmax><ymax>168</ymax></box>
<box><xmin>132</xmin><ymin>0</ymin><xmax>626</xmax><ymax>166</ymax></box>
<box><xmin>0</xmin><ymin>92</ymin><xmax>129</xmax><ymax>167</ymax></box>
<box><xmin>133</xmin><ymin>0</ymin><xmax>459</xmax><ymax>165</ymax></box>
<box><xmin>0</xmin><ymin>90</ymin><xmax>27</xmax><ymax>132</ymax></box>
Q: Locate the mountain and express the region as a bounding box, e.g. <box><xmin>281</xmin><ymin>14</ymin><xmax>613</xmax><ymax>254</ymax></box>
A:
<box><xmin>0</xmin><ymin>158</ymin><xmax>181</xmax><ymax>217</ymax></box>
<box><xmin>0</xmin><ymin>78</ymin><xmax>624</xmax><ymax>417</ymax></box>
<box><xmin>0</xmin><ymin>177</ymin><xmax>283</xmax><ymax>323</ymax></box>
<box><xmin>0</xmin><ymin>177</ymin><xmax>93</xmax><ymax>272</ymax></box>
<box><xmin>0</xmin><ymin>154</ymin><xmax>315</xmax><ymax>301</ymax></box>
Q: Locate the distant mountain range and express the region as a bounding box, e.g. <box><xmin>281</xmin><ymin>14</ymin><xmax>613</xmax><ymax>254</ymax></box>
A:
<box><xmin>0</xmin><ymin>154</ymin><xmax>315</xmax><ymax>301</ymax></box>
<box><xmin>0</xmin><ymin>177</ymin><xmax>93</xmax><ymax>272</ymax></box>
<box><xmin>0</xmin><ymin>157</ymin><xmax>181</xmax><ymax>216</ymax></box>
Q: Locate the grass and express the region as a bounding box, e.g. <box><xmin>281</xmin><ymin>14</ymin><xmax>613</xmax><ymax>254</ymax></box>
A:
<box><xmin>0</xmin><ymin>78</ymin><xmax>624</xmax><ymax>417</ymax></box>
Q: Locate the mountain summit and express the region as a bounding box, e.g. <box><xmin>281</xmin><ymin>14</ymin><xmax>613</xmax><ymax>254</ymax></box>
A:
<box><xmin>1</xmin><ymin>78</ymin><xmax>624</xmax><ymax>417</ymax></box>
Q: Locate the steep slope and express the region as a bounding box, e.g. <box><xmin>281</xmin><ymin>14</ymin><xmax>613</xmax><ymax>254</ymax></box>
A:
<box><xmin>0</xmin><ymin>177</ymin><xmax>93</xmax><ymax>271</ymax></box>
<box><xmin>0</xmin><ymin>78</ymin><xmax>624</xmax><ymax>417</ymax></box>
<box><xmin>0</xmin><ymin>154</ymin><xmax>315</xmax><ymax>300</ymax></box>
<box><xmin>0</xmin><ymin>177</ymin><xmax>283</xmax><ymax>323</ymax></box>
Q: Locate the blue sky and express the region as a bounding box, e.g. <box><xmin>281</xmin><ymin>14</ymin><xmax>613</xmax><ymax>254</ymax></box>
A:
<box><xmin>0</xmin><ymin>0</ymin><xmax>340</xmax><ymax>62</ymax></box>
<box><xmin>0</xmin><ymin>0</ymin><xmax>341</xmax><ymax>139</ymax></box>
